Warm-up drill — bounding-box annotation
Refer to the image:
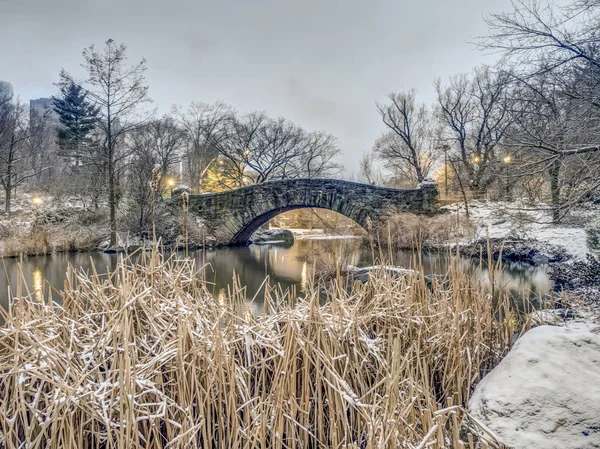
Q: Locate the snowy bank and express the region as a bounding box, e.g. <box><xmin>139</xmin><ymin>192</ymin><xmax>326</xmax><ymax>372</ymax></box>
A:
<box><xmin>452</xmin><ymin>201</ymin><xmax>591</xmax><ymax>259</ymax></box>
<box><xmin>469</xmin><ymin>325</ymin><xmax>600</xmax><ymax>449</ymax></box>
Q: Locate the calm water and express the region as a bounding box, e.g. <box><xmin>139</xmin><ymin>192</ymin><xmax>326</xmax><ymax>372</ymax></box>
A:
<box><xmin>0</xmin><ymin>238</ymin><xmax>553</xmax><ymax>316</ymax></box>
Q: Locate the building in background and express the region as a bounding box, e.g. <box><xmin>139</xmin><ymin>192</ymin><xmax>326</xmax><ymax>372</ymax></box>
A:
<box><xmin>0</xmin><ymin>80</ymin><xmax>13</xmax><ymax>99</ymax></box>
<box><xmin>30</xmin><ymin>97</ymin><xmax>59</xmax><ymax>124</ymax></box>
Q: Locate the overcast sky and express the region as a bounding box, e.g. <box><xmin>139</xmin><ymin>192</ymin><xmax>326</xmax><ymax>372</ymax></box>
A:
<box><xmin>0</xmin><ymin>0</ymin><xmax>512</xmax><ymax>176</ymax></box>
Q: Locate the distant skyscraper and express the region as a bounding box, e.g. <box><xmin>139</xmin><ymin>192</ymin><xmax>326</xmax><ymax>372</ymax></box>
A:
<box><xmin>0</xmin><ymin>80</ymin><xmax>13</xmax><ymax>99</ymax></box>
<box><xmin>30</xmin><ymin>97</ymin><xmax>59</xmax><ymax>124</ymax></box>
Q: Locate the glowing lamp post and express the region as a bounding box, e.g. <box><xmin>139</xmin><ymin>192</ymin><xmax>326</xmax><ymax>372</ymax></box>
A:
<box><xmin>502</xmin><ymin>155</ymin><xmax>512</xmax><ymax>199</ymax></box>
<box><xmin>167</xmin><ymin>178</ymin><xmax>176</xmax><ymax>196</ymax></box>
<box><xmin>32</xmin><ymin>197</ymin><xmax>42</xmax><ymax>208</ymax></box>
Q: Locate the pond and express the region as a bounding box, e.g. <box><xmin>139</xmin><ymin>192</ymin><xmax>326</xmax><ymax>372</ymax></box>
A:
<box><xmin>0</xmin><ymin>237</ymin><xmax>553</xmax><ymax>316</ymax></box>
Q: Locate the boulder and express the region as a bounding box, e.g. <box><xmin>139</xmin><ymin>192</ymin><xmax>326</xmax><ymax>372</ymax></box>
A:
<box><xmin>250</xmin><ymin>228</ymin><xmax>295</xmax><ymax>245</ymax></box>
<box><xmin>469</xmin><ymin>325</ymin><xmax>600</xmax><ymax>449</ymax></box>
<box><xmin>349</xmin><ymin>265</ymin><xmax>414</xmax><ymax>283</ymax></box>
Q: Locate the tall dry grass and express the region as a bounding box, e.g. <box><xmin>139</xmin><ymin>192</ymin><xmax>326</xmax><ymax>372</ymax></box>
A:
<box><xmin>0</xmin><ymin>251</ymin><xmax>516</xmax><ymax>448</ymax></box>
<box><xmin>375</xmin><ymin>212</ymin><xmax>476</xmax><ymax>250</ymax></box>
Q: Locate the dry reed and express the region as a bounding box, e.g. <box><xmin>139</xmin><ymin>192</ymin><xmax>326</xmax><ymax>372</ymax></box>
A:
<box><xmin>376</xmin><ymin>212</ymin><xmax>476</xmax><ymax>250</ymax></box>
<box><xmin>0</xmin><ymin>251</ymin><xmax>515</xmax><ymax>448</ymax></box>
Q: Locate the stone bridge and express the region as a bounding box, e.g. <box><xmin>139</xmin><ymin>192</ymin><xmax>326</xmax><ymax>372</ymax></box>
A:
<box><xmin>181</xmin><ymin>178</ymin><xmax>438</xmax><ymax>245</ymax></box>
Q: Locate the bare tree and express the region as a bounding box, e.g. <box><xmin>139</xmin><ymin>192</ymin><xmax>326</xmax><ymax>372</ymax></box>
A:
<box><xmin>0</xmin><ymin>99</ymin><xmax>50</xmax><ymax>214</ymax></box>
<box><xmin>173</xmin><ymin>102</ymin><xmax>230</xmax><ymax>192</ymax></box>
<box><xmin>27</xmin><ymin>108</ymin><xmax>59</xmax><ymax>183</ymax></box>
<box><xmin>435</xmin><ymin>66</ymin><xmax>513</xmax><ymax>196</ymax></box>
<box><xmin>358</xmin><ymin>151</ymin><xmax>383</xmax><ymax>185</ymax></box>
<box><xmin>127</xmin><ymin>131</ymin><xmax>159</xmax><ymax>233</ymax></box>
<box><xmin>291</xmin><ymin>131</ymin><xmax>342</xmax><ymax>179</ymax></box>
<box><xmin>61</xmin><ymin>39</ymin><xmax>151</xmax><ymax>246</ymax></box>
<box><xmin>139</xmin><ymin>116</ymin><xmax>185</xmax><ymax>183</ymax></box>
<box><xmin>481</xmin><ymin>0</ymin><xmax>600</xmax><ymax>219</ymax></box>
<box><xmin>375</xmin><ymin>90</ymin><xmax>438</xmax><ymax>184</ymax></box>
<box><xmin>505</xmin><ymin>70</ymin><xmax>600</xmax><ymax>220</ymax></box>
<box><xmin>175</xmin><ymin>101</ymin><xmax>343</xmax><ymax>189</ymax></box>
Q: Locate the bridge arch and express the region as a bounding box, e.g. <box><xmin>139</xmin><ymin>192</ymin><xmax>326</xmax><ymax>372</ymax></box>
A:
<box><xmin>231</xmin><ymin>205</ymin><xmax>365</xmax><ymax>245</ymax></box>
<box><xmin>182</xmin><ymin>179</ymin><xmax>438</xmax><ymax>246</ymax></box>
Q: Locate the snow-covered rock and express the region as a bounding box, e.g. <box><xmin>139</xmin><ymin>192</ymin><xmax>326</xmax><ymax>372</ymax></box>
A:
<box><xmin>347</xmin><ymin>265</ymin><xmax>414</xmax><ymax>283</ymax></box>
<box><xmin>250</xmin><ymin>228</ymin><xmax>295</xmax><ymax>245</ymax></box>
<box><xmin>469</xmin><ymin>325</ymin><xmax>600</xmax><ymax>449</ymax></box>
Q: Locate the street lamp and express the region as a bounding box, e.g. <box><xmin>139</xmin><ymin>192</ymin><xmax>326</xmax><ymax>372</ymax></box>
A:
<box><xmin>32</xmin><ymin>197</ymin><xmax>42</xmax><ymax>208</ymax></box>
<box><xmin>502</xmin><ymin>155</ymin><xmax>512</xmax><ymax>199</ymax></box>
<box><xmin>473</xmin><ymin>155</ymin><xmax>481</xmax><ymax>164</ymax></box>
<box><xmin>167</xmin><ymin>178</ymin><xmax>176</xmax><ymax>196</ymax></box>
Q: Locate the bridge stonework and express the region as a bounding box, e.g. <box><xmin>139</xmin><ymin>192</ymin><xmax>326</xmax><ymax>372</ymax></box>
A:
<box><xmin>183</xmin><ymin>179</ymin><xmax>439</xmax><ymax>245</ymax></box>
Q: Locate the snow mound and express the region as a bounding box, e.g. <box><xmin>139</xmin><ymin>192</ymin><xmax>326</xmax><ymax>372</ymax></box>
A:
<box><xmin>469</xmin><ymin>325</ymin><xmax>600</xmax><ymax>449</ymax></box>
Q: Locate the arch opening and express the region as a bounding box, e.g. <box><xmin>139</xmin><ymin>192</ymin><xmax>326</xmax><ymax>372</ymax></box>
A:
<box><xmin>231</xmin><ymin>206</ymin><xmax>368</xmax><ymax>246</ymax></box>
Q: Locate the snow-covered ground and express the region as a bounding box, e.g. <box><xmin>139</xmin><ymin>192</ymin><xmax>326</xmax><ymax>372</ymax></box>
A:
<box><xmin>450</xmin><ymin>201</ymin><xmax>593</xmax><ymax>260</ymax></box>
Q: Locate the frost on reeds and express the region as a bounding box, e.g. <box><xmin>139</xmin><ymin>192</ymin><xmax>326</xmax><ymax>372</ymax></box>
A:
<box><xmin>0</xmin><ymin>252</ymin><xmax>515</xmax><ymax>448</ymax></box>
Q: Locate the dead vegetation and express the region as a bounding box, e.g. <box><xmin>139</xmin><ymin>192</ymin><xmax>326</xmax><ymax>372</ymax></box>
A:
<box><xmin>1</xmin><ymin>210</ymin><xmax>107</xmax><ymax>257</ymax></box>
<box><xmin>0</xmin><ymin>248</ymin><xmax>519</xmax><ymax>448</ymax></box>
<box><xmin>374</xmin><ymin>211</ymin><xmax>476</xmax><ymax>250</ymax></box>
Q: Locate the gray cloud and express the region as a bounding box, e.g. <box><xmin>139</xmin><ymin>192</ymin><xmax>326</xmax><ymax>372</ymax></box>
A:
<box><xmin>0</xmin><ymin>0</ymin><xmax>511</xmax><ymax>175</ymax></box>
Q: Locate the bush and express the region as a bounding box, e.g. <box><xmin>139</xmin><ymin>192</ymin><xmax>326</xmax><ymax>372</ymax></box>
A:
<box><xmin>586</xmin><ymin>217</ymin><xmax>600</xmax><ymax>253</ymax></box>
<box><xmin>2</xmin><ymin>209</ymin><xmax>109</xmax><ymax>257</ymax></box>
<box><xmin>374</xmin><ymin>212</ymin><xmax>476</xmax><ymax>249</ymax></box>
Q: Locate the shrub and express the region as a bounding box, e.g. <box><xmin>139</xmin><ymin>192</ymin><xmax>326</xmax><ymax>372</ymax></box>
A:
<box><xmin>586</xmin><ymin>217</ymin><xmax>600</xmax><ymax>253</ymax></box>
<box><xmin>374</xmin><ymin>211</ymin><xmax>476</xmax><ymax>249</ymax></box>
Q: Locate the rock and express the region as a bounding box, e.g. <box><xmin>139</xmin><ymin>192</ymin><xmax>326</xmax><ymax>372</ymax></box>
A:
<box><xmin>347</xmin><ymin>265</ymin><xmax>415</xmax><ymax>283</ymax></box>
<box><xmin>250</xmin><ymin>229</ymin><xmax>295</xmax><ymax>245</ymax></box>
<box><xmin>469</xmin><ymin>325</ymin><xmax>600</xmax><ymax>449</ymax></box>
<box><xmin>549</xmin><ymin>254</ymin><xmax>600</xmax><ymax>291</ymax></box>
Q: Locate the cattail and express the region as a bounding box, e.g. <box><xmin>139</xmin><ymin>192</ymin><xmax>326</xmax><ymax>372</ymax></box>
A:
<box><xmin>182</xmin><ymin>191</ymin><xmax>189</xmax><ymax>212</ymax></box>
<box><xmin>182</xmin><ymin>191</ymin><xmax>189</xmax><ymax>257</ymax></box>
<box><xmin>151</xmin><ymin>166</ymin><xmax>161</xmax><ymax>192</ymax></box>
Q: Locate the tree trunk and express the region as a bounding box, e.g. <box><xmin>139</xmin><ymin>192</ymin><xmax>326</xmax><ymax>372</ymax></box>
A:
<box><xmin>108</xmin><ymin>158</ymin><xmax>118</xmax><ymax>247</ymax></box>
<box><xmin>4</xmin><ymin>186</ymin><xmax>11</xmax><ymax>215</ymax></box>
<box><xmin>550</xmin><ymin>159</ymin><xmax>561</xmax><ymax>223</ymax></box>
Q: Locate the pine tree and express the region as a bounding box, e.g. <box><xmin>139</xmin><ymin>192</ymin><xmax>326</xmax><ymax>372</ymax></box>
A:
<box><xmin>52</xmin><ymin>77</ymin><xmax>98</xmax><ymax>162</ymax></box>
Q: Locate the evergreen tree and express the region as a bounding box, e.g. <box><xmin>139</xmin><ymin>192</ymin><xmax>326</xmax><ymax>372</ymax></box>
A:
<box><xmin>52</xmin><ymin>77</ymin><xmax>98</xmax><ymax>161</ymax></box>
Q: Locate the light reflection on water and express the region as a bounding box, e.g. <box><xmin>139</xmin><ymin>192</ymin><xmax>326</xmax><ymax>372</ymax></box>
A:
<box><xmin>0</xmin><ymin>238</ymin><xmax>553</xmax><ymax>317</ymax></box>
<box><xmin>32</xmin><ymin>268</ymin><xmax>43</xmax><ymax>302</ymax></box>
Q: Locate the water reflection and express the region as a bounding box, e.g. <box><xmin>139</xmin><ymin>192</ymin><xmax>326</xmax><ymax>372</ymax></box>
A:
<box><xmin>0</xmin><ymin>239</ymin><xmax>553</xmax><ymax>317</ymax></box>
<box><xmin>33</xmin><ymin>268</ymin><xmax>43</xmax><ymax>302</ymax></box>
